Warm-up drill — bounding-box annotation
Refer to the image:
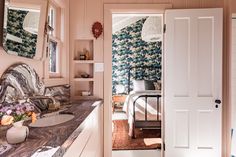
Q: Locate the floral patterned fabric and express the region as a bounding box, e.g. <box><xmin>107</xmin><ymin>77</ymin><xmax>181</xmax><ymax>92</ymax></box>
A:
<box><xmin>3</xmin><ymin>9</ymin><xmax>37</xmax><ymax>58</ymax></box>
<box><xmin>112</xmin><ymin>17</ymin><xmax>162</xmax><ymax>94</ymax></box>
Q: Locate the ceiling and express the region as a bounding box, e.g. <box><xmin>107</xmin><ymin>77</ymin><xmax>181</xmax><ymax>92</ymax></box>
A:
<box><xmin>112</xmin><ymin>15</ymin><xmax>146</xmax><ymax>33</ymax></box>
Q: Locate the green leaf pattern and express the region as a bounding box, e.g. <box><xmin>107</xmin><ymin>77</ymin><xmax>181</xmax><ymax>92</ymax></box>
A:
<box><xmin>3</xmin><ymin>9</ymin><xmax>37</xmax><ymax>58</ymax></box>
<box><xmin>112</xmin><ymin>17</ymin><xmax>162</xmax><ymax>94</ymax></box>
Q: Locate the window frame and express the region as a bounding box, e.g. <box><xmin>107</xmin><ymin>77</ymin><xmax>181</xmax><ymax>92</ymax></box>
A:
<box><xmin>47</xmin><ymin>1</ymin><xmax>62</xmax><ymax>78</ymax></box>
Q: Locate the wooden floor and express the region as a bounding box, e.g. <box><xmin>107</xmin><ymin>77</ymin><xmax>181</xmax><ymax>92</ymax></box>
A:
<box><xmin>112</xmin><ymin>111</ymin><xmax>127</xmax><ymax>120</ymax></box>
<box><xmin>112</xmin><ymin>150</ymin><xmax>161</xmax><ymax>157</ymax></box>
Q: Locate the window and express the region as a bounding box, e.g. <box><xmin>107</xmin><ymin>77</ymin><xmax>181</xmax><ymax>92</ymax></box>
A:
<box><xmin>48</xmin><ymin>7</ymin><xmax>56</xmax><ymax>36</ymax></box>
<box><xmin>48</xmin><ymin>4</ymin><xmax>61</xmax><ymax>76</ymax></box>
<box><xmin>43</xmin><ymin>0</ymin><xmax>67</xmax><ymax>86</ymax></box>
<box><xmin>49</xmin><ymin>39</ymin><xmax>58</xmax><ymax>73</ymax></box>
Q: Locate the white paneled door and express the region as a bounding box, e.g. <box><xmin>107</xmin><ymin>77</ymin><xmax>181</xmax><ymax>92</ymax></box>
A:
<box><xmin>164</xmin><ymin>9</ymin><xmax>223</xmax><ymax>157</ymax></box>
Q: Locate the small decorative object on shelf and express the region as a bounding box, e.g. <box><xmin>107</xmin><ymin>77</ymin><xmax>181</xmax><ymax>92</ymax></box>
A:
<box><xmin>80</xmin><ymin>54</ymin><xmax>86</xmax><ymax>60</ymax></box>
<box><xmin>81</xmin><ymin>73</ymin><xmax>90</xmax><ymax>78</ymax></box>
<box><xmin>0</xmin><ymin>102</ymin><xmax>36</xmax><ymax>144</ymax></box>
<box><xmin>82</xmin><ymin>91</ymin><xmax>91</xmax><ymax>96</ymax></box>
<box><xmin>92</xmin><ymin>22</ymin><xmax>103</xmax><ymax>39</ymax></box>
<box><xmin>85</xmin><ymin>50</ymin><xmax>90</xmax><ymax>60</ymax></box>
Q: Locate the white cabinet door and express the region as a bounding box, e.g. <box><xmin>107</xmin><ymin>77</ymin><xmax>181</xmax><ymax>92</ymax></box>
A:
<box><xmin>63</xmin><ymin>111</ymin><xmax>93</xmax><ymax>157</ymax></box>
<box><xmin>80</xmin><ymin>108</ymin><xmax>96</xmax><ymax>157</ymax></box>
<box><xmin>63</xmin><ymin>103</ymin><xmax>103</xmax><ymax>157</ymax></box>
<box><xmin>80</xmin><ymin>105</ymin><xmax>103</xmax><ymax>157</ymax></box>
<box><xmin>164</xmin><ymin>8</ymin><xmax>223</xmax><ymax>157</ymax></box>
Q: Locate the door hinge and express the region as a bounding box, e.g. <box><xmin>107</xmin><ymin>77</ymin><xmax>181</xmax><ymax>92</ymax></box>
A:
<box><xmin>163</xmin><ymin>24</ymin><xmax>166</xmax><ymax>34</ymax></box>
<box><xmin>163</xmin><ymin>142</ymin><xmax>165</xmax><ymax>151</ymax></box>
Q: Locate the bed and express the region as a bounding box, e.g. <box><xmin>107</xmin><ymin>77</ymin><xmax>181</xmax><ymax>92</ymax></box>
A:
<box><xmin>122</xmin><ymin>66</ymin><xmax>162</xmax><ymax>138</ymax></box>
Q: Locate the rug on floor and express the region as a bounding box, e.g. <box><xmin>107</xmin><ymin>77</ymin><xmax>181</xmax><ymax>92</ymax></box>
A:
<box><xmin>112</xmin><ymin>120</ymin><xmax>161</xmax><ymax>150</ymax></box>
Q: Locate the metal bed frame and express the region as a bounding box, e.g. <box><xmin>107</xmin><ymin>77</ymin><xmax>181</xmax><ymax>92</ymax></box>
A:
<box><xmin>127</xmin><ymin>66</ymin><xmax>161</xmax><ymax>138</ymax></box>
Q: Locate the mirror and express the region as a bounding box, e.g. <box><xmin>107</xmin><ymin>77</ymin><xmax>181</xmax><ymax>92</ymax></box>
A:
<box><xmin>2</xmin><ymin>0</ymin><xmax>48</xmax><ymax>60</ymax></box>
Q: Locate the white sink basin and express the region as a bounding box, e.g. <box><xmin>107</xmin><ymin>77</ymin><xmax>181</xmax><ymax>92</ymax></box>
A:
<box><xmin>29</xmin><ymin>114</ymin><xmax>74</xmax><ymax>128</ymax></box>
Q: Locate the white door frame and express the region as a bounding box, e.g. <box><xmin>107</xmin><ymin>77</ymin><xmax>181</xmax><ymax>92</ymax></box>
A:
<box><xmin>103</xmin><ymin>4</ymin><xmax>172</xmax><ymax>157</ymax></box>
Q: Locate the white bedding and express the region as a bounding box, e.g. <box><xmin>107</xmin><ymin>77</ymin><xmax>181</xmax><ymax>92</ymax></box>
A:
<box><xmin>123</xmin><ymin>90</ymin><xmax>161</xmax><ymax>136</ymax></box>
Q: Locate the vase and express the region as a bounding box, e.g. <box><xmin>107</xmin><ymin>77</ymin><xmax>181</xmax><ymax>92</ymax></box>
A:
<box><xmin>6</xmin><ymin>121</ymin><xmax>29</xmax><ymax>144</ymax></box>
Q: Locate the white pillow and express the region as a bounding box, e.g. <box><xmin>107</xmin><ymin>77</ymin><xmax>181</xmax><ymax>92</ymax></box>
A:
<box><xmin>133</xmin><ymin>80</ymin><xmax>145</xmax><ymax>91</ymax></box>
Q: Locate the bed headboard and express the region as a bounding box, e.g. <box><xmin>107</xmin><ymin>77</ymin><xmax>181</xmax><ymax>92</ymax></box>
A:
<box><xmin>128</xmin><ymin>65</ymin><xmax>161</xmax><ymax>93</ymax></box>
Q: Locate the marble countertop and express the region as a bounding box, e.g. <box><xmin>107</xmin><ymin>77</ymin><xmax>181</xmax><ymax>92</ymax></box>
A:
<box><xmin>0</xmin><ymin>100</ymin><xmax>102</xmax><ymax>157</ymax></box>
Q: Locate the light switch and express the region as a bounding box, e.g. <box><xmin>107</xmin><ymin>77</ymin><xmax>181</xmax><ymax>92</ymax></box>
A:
<box><xmin>95</xmin><ymin>63</ymin><xmax>104</xmax><ymax>72</ymax></box>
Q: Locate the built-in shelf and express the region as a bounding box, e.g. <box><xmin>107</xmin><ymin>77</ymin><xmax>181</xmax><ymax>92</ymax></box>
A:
<box><xmin>71</xmin><ymin>39</ymin><xmax>95</xmax><ymax>100</ymax></box>
<box><xmin>74</xmin><ymin>60</ymin><xmax>94</xmax><ymax>64</ymax></box>
<box><xmin>74</xmin><ymin>78</ymin><xmax>94</xmax><ymax>82</ymax></box>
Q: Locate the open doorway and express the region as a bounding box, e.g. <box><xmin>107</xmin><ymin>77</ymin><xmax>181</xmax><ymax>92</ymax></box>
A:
<box><xmin>103</xmin><ymin>4</ymin><xmax>171</xmax><ymax>157</ymax></box>
<box><xmin>111</xmin><ymin>14</ymin><xmax>163</xmax><ymax>156</ymax></box>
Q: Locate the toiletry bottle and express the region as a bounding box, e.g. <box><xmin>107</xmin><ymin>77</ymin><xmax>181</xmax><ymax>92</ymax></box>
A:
<box><xmin>85</xmin><ymin>50</ymin><xmax>90</xmax><ymax>60</ymax></box>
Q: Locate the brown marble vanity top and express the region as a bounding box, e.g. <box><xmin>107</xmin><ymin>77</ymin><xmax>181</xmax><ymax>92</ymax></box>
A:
<box><xmin>0</xmin><ymin>100</ymin><xmax>102</xmax><ymax>157</ymax></box>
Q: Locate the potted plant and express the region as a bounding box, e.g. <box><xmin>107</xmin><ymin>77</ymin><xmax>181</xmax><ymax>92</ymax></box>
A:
<box><xmin>0</xmin><ymin>102</ymin><xmax>36</xmax><ymax>144</ymax></box>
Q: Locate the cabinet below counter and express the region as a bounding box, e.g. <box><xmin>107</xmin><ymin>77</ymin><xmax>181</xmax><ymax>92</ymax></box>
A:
<box><xmin>63</xmin><ymin>101</ymin><xmax>103</xmax><ymax>157</ymax></box>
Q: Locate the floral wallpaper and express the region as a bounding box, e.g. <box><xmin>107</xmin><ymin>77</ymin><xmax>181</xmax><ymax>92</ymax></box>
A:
<box><xmin>3</xmin><ymin>9</ymin><xmax>37</xmax><ymax>58</ymax></box>
<box><xmin>112</xmin><ymin>17</ymin><xmax>162</xmax><ymax>94</ymax></box>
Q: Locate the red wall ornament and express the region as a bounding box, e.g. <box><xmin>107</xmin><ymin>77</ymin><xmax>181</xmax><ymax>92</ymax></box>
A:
<box><xmin>92</xmin><ymin>22</ymin><xmax>103</xmax><ymax>39</ymax></box>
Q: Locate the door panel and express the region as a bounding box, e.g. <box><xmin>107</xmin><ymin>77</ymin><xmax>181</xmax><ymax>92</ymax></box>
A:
<box><xmin>197</xmin><ymin>110</ymin><xmax>214</xmax><ymax>148</ymax></box>
<box><xmin>173</xmin><ymin>17</ymin><xmax>190</xmax><ymax>97</ymax></box>
<box><xmin>164</xmin><ymin>8</ymin><xmax>223</xmax><ymax>157</ymax></box>
<box><xmin>197</xmin><ymin>17</ymin><xmax>214</xmax><ymax>97</ymax></box>
<box><xmin>174</xmin><ymin>110</ymin><xmax>189</xmax><ymax>148</ymax></box>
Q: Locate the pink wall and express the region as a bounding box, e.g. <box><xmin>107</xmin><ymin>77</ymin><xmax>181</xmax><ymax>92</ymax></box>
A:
<box><xmin>0</xmin><ymin>47</ymin><xmax>44</xmax><ymax>77</ymax></box>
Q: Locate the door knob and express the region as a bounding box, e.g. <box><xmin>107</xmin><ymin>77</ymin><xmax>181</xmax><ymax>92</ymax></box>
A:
<box><xmin>215</xmin><ymin>99</ymin><xmax>221</xmax><ymax>108</ymax></box>
<box><xmin>215</xmin><ymin>99</ymin><xmax>221</xmax><ymax>104</ymax></box>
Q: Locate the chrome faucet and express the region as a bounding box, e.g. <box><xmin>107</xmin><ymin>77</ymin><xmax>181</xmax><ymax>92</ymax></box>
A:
<box><xmin>28</xmin><ymin>96</ymin><xmax>57</xmax><ymax>104</ymax></box>
<box><xmin>26</xmin><ymin>95</ymin><xmax>59</xmax><ymax>112</ymax></box>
